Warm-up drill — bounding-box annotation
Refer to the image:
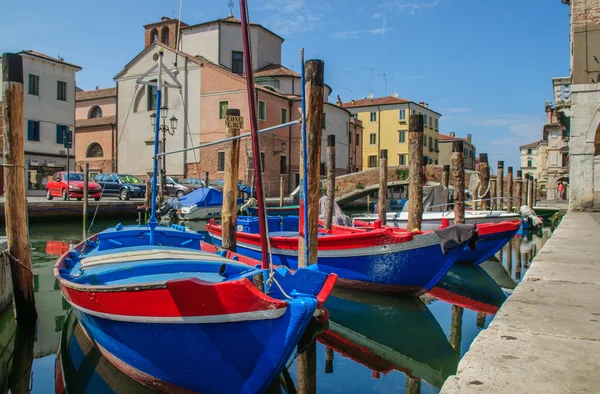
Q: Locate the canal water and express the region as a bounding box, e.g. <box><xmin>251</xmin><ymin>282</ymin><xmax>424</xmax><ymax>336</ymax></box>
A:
<box><xmin>0</xmin><ymin>219</ymin><xmax>553</xmax><ymax>393</ymax></box>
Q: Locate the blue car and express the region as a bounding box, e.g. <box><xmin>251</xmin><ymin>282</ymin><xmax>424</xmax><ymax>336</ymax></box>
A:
<box><xmin>94</xmin><ymin>173</ymin><xmax>146</xmax><ymax>200</ymax></box>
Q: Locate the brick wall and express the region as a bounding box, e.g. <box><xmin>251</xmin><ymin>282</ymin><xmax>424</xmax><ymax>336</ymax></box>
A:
<box><xmin>572</xmin><ymin>0</ymin><xmax>600</xmax><ymax>27</ymax></box>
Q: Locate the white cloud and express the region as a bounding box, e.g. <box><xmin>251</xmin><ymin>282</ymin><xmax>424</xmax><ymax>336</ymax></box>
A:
<box><xmin>260</xmin><ymin>0</ymin><xmax>324</xmax><ymax>36</ymax></box>
<box><xmin>380</xmin><ymin>0</ymin><xmax>439</xmax><ymax>15</ymax></box>
<box><xmin>333</xmin><ymin>12</ymin><xmax>394</xmax><ymax>40</ymax></box>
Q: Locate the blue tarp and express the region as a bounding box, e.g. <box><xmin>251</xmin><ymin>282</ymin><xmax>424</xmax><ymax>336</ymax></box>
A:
<box><xmin>178</xmin><ymin>187</ymin><xmax>224</xmax><ymax>207</ymax></box>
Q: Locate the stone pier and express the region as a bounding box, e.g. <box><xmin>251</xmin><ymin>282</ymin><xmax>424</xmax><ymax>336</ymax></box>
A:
<box><xmin>441</xmin><ymin>212</ymin><xmax>600</xmax><ymax>393</ymax></box>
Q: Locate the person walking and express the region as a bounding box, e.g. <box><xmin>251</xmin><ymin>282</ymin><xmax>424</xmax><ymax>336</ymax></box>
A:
<box><xmin>557</xmin><ymin>182</ymin><xmax>564</xmax><ymax>200</ymax></box>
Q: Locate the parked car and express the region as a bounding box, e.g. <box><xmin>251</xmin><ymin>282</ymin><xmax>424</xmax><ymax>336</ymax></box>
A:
<box><xmin>94</xmin><ymin>173</ymin><xmax>146</xmax><ymax>200</ymax></box>
<box><xmin>182</xmin><ymin>178</ymin><xmax>206</xmax><ymax>187</ymax></box>
<box><xmin>46</xmin><ymin>172</ymin><xmax>102</xmax><ymax>201</ymax></box>
<box><xmin>151</xmin><ymin>176</ymin><xmax>199</xmax><ymax>198</ymax></box>
<box><xmin>211</xmin><ymin>179</ymin><xmax>255</xmax><ymax>199</ymax></box>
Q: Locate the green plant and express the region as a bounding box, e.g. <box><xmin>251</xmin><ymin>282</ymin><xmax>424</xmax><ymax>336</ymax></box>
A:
<box><xmin>396</xmin><ymin>169</ymin><xmax>409</xmax><ymax>180</ymax></box>
<box><xmin>321</xmin><ymin>185</ymin><xmax>327</xmax><ymax>196</ymax></box>
<box><xmin>356</xmin><ymin>182</ymin><xmax>365</xmax><ymax>190</ymax></box>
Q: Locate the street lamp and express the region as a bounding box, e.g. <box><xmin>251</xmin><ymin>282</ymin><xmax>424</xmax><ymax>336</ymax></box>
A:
<box><xmin>149</xmin><ymin>107</ymin><xmax>178</xmax><ymax>203</ymax></box>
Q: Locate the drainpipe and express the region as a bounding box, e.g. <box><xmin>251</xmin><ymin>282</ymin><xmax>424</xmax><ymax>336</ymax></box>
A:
<box><xmin>377</xmin><ymin>104</ymin><xmax>381</xmax><ymax>166</ymax></box>
<box><xmin>110</xmin><ymin>123</ymin><xmax>116</xmax><ymax>172</ymax></box>
<box><xmin>114</xmin><ymin>79</ymin><xmax>119</xmax><ymax>172</ymax></box>
<box><xmin>288</xmin><ymin>99</ymin><xmax>293</xmax><ymax>194</ymax></box>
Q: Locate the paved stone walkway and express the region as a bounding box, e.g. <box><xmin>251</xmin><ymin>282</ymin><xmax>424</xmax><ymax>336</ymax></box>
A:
<box><xmin>441</xmin><ymin>212</ymin><xmax>600</xmax><ymax>393</ymax></box>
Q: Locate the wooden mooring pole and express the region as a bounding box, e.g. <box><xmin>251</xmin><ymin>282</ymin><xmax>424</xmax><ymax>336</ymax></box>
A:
<box><xmin>378</xmin><ymin>149</ymin><xmax>388</xmax><ymax>225</ymax></box>
<box><xmin>324</xmin><ymin>135</ymin><xmax>335</xmax><ymax>230</ymax></box>
<box><xmin>2</xmin><ymin>53</ymin><xmax>37</xmax><ymax>323</ymax></box>
<box><xmin>534</xmin><ymin>178</ymin><xmax>538</xmax><ymax>206</ymax></box>
<box><xmin>325</xmin><ymin>347</ymin><xmax>334</xmax><ymax>374</ymax></box>
<box><xmin>528</xmin><ymin>175</ymin><xmax>534</xmax><ymax>208</ymax></box>
<box><xmin>279</xmin><ymin>176</ymin><xmax>285</xmax><ymax>207</ymax></box>
<box><xmin>441</xmin><ymin>164</ymin><xmax>450</xmax><ymax>207</ymax></box>
<box><xmin>204</xmin><ymin>171</ymin><xmax>209</xmax><ymax>188</ymax></box>
<box><xmin>478</xmin><ymin>154</ymin><xmax>490</xmax><ymax>210</ymax></box>
<box><xmin>497</xmin><ymin>161</ymin><xmax>504</xmax><ymax>211</ymax></box>
<box><xmin>450</xmin><ymin>304</ymin><xmax>463</xmax><ymax>354</ymax></box>
<box><xmin>523</xmin><ymin>174</ymin><xmax>529</xmax><ymax>209</ymax></box>
<box><xmin>516</xmin><ymin>170</ymin><xmax>523</xmax><ymax>208</ymax></box>
<box><xmin>406</xmin><ymin>376</ymin><xmax>421</xmax><ymax>394</ymax></box>
<box><xmin>222</xmin><ymin>109</ymin><xmax>241</xmax><ymax>252</ymax></box>
<box><xmin>83</xmin><ymin>163</ymin><xmax>89</xmax><ymax>239</ymax></box>
<box><xmin>297</xmin><ymin>59</ymin><xmax>324</xmax><ymax>394</ymax></box>
<box><xmin>515</xmin><ymin>237</ymin><xmax>522</xmax><ymax>280</ymax></box>
<box><xmin>451</xmin><ymin>141</ymin><xmax>465</xmax><ymax>225</ymax></box>
<box><xmin>506</xmin><ymin>166</ymin><xmax>513</xmax><ymax>213</ymax></box>
<box><xmin>490</xmin><ymin>177</ymin><xmax>497</xmax><ymax>211</ymax></box>
<box><xmin>407</xmin><ymin>114</ymin><xmax>424</xmax><ymax>231</ymax></box>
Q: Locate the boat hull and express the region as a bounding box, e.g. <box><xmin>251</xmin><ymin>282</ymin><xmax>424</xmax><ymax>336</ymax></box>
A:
<box><xmin>208</xmin><ymin>229</ymin><xmax>465</xmax><ymax>296</ymax></box>
<box><xmin>458</xmin><ymin>228</ymin><xmax>519</xmax><ymax>265</ymax></box>
<box><xmin>247</xmin><ymin>205</ymin><xmax>300</xmax><ymax>216</ymax></box>
<box><xmin>71</xmin><ymin>297</ymin><xmax>316</xmax><ymax>394</ymax></box>
<box><xmin>177</xmin><ymin>205</ymin><xmax>223</xmax><ymax>221</ymax></box>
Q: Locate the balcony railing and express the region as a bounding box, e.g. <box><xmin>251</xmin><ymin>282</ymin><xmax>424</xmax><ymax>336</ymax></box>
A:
<box><xmin>553</xmin><ymin>77</ymin><xmax>571</xmax><ymax>107</ymax></box>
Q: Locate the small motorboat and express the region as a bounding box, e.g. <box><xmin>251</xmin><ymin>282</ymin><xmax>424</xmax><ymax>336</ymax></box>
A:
<box><xmin>205</xmin><ymin>216</ymin><xmax>475</xmax><ymax>296</ymax></box>
<box><xmin>352</xmin><ymin>210</ymin><xmax>521</xmax><ymax>231</ymax></box>
<box><xmin>55</xmin><ymin>224</ymin><xmax>336</xmax><ymax>393</ymax></box>
<box><xmin>176</xmin><ymin>187</ymin><xmax>243</xmax><ymax>221</ymax></box>
<box><xmin>352</xmin><ymin>219</ymin><xmax>521</xmax><ymax>266</ymax></box>
<box><xmin>246</xmin><ymin>204</ymin><xmax>300</xmax><ymax>217</ymax></box>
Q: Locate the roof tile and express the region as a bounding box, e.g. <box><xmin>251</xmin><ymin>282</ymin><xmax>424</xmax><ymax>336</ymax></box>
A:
<box><xmin>76</xmin><ymin>115</ymin><xmax>116</xmax><ymax>128</ymax></box>
<box><xmin>342</xmin><ymin>96</ymin><xmax>410</xmax><ymax>108</ymax></box>
<box><xmin>76</xmin><ymin>87</ymin><xmax>116</xmax><ymax>101</ymax></box>
<box><xmin>20</xmin><ymin>50</ymin><xmax>82</xmax><ymax>70</ymax></box>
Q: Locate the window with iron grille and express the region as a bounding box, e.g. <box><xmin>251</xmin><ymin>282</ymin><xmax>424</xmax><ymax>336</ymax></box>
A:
<box><xmin>218</xmin><ymin>151</ymin><xmax>225</xmax><ymax>172</ymax></box>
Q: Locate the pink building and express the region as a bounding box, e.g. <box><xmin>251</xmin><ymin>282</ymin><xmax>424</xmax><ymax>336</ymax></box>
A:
<box><xmin>115</xmin><ymin>15</ymin><xmax>357</xmax><ymax>196</ymax></box>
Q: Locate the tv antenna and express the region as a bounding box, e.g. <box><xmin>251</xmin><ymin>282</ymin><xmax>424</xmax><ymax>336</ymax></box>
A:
<box><xmin>378</xmin><ymin>72</ymin><xmax>388</xmax><ymax>95</ymax></box>
<box><xmin>365</xmin><ymin>68</ymin><xmax>374</xmax><ymax>95</ymax></box>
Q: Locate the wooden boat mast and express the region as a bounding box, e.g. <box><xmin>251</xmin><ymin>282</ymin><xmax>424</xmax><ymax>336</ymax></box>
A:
<box><xmin>239</xmin><ymin>0</ymin><xmax>269</xmax><ymax>269</ymax></box>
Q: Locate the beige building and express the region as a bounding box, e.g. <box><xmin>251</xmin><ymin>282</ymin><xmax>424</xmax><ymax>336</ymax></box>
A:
<box><xmin>520</xmin><ymin>140</ymin><xmax>548</xmax><ymax>187</ymax></box>
<box><xmin>438</xmin><ymin>132</ymin><xmax>476</xmax><ymax>170</ymax></box>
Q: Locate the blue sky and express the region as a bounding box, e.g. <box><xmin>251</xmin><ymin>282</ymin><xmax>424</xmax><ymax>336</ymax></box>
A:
<box><xmin>1</xmin><ymin>0</ymin><xmax>570</xmax><ymax>168</ymax></box>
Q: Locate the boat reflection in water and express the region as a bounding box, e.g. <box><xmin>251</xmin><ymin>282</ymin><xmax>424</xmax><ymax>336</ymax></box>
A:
<box><xmin>0</xmin><ymin>306</ymin><xmax>35</xmax><ymax>394</ymax></box>
<box><xmin>55</xmin><ymin>311</ymin><xmax>296</xmax><ymax>394</ymax></box>
<box><xmin>318</xmin><ymin>288</ymin><xmax>458</xmax><ymax>389</ymax></box>
<box><xmin>427</xmin><ymin>263</ymin><xmax>507</xmax><ymax>316</ymax></box>
<box><xmin>0</xmin><ymin>307</ymin><xmax>16</xmax><ymax>394</ymax></box>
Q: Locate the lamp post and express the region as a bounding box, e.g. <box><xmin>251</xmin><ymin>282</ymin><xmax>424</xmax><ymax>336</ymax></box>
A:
<box><xmin>150</xmin><ymin>106</ymin><xmax>177</xmax><ymax>203</ymax></box>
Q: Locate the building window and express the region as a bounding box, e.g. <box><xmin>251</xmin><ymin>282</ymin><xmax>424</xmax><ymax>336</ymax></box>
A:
<box><xmin>370</xmin><ymin>112</ymin><xmax>377</xmax><ymax>122</ymax></box>
<box><xmin>353</xmin><ymin>113</ymin><xmax>358</xmax><ymax>119</ymax></box>
<box><xmin>320</xmin><ymin>162</ymin><xmax>326</xmax><ymax>176</ymax></box>
<box><xmin>260</xmin><ymin>151</ymin><xmax>266</xmax><ymax>173</ymax></box>
<box><xmin>89</xmin><ymin>105</ymin><xmax>103</xmax><ymax>119</ymax></box>
<box><xmin>280</xmin><ymin>154</ymin><xmax>287</xmax><ymax>175</ymax></box>
<box><xmin>398</xmin><ymin>130</ymin><xmax>406</xmax><ymax>143</ymax></box>
<box><xmin>86</xmin><ymin>143</ymin><xmax>104</xmax><ymax>158</ymax></box>
<box><xmin>258</xmin><ymin>100</ymin><xmax>266</xmax><ymax>121</ymax></box>
<box><xmin>150</xmin><ymin>28</ymin><xmax>158</xmax><ymax>42</ymax></box>
<box><xmin>356</xmin><ymin>133</ymin><xmax>360</xmax><ymax>146</ymax></box>
<box><xmin>56</xmin><ymin>125</ymin><xmax>67</xmax><ymax>144</ymax></box>
<box><xmin>161</xmin><ymin>26</ymin><xmax>169</xmax><ymax>45</ymax></box>
<box><xmin>281</xmin><ymin>107</ymin><xmax>288</xmax><ymax>124</ymax></box>
<box><xmin>217</xmin><ymin>151</ymin><xmax>225</xmax><ymax>172</ymax></box>
<box><xmin>27</xmin><ymin>120</ymin><xmax>40</xmax><ymax>141</ymax></box>
<box><xmin>369</xmin><ymin>133</ymin><xmax>376</xmax><ymax>145</ymax></box>
<box><xmin>435</xmin><ymin>139</ymin><xmax>438</xmax><ymax>150</ymax></box>
<box><xmin>57</xmin><ymin>81</ymin><xmax>67</xmax><ymax>101</ymax></box>
<box><xmin>218</xmin><ymin>101</ymin><xmax>229</xmax><ymax>119</ymax></box>
<box><xmin>368</xmin><ymin>155</ymin><xmax>377</xmax><ymax>168</ymax></box>
<box><xmin>399</xmin><ymin>109</ymin><xmax>406</xmax><ymax>121</ymax></box>
<box><xmin>349</xmin><ymin>129</ymin><xmax>352</xmax><ymax>144</ymax></box>
<box><xmin>562</xmin><ymin>153</ymin><xmax>568</xmax><ymax>167</ymax></box>
<box><xmin>322</xmin><ymin>112</ymin><xmax>326</xmax><ymax>129</ymax></box>
<box><xmin>527</xmin><ymin>148</ymin><xmax>532</xmax><ymax>154</ymax></box>
<box><xmin>435</xmin><ymin>160</ymin><xmax>438</xmax><ymax>165</ymax></box>
<box><xmin>28</xmin><ymin>74</ymin><xmax>39</xmax><ymax>96</ymax></box>
<box><xmin>423</xmin><ymin>136</ymin><xmax>427</xmax><ymax>147</ymax></box>
<box><xmin>398</xmin><ymin>154</ymin><xmax>406</xmax><ymax>165</ymax></box>
<box><xmin>232</xmin><ymin>51</ymin><xmax>244</xmax><ymax>74</ymax></box>
<box><xmin>429</xmin><ymin>136</ymin><xmax>433</xmax><ymax>150</ymax></box>
<box><xmin>147</xmin><ymin>83</ymin><xmax>157</xmax><ymax>111</ymax></box>
<box><xmin>429</xmin><ymin>116</ymin><xmax>432</xmax><ymax>128</ymax></box>
<box><xmin>423</xmin><ymin>115</ymin><xmax>427</xmax><ymax>127</ymax></box>
<box><xmin>527</xmin><ymin>159</ymin><xmax>532</xmax><ymax>167</ymax></box>
<box><xmin>435</xmin><ymin>119</ymin><xmax>439</xmax><ymax>130</ymax></box>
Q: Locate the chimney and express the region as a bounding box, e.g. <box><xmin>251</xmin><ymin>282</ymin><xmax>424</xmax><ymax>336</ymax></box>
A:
<box><xmin>336</xmin><ymin>95</ymin><xmax>342</xmax><ymax>106</ymax></box>
<box><xmin>351</xmin><ymin>99</ymin><xmax>355</xmax><ymax>105</ymax></box>
<box><xmin>419</xmin><ymin>101</ymin><xmax>425</xmax><ymax>106</ymax></box>
<box><xmin>450</xmin><ymin>132</ymin><xmax>455</xmax><ymax>137</ymax></box>
<box><xmin>425</xmin><ymin>103</ymin><xmax>429</xmax><ymax>108</ymax></box>
<box><xmin>466</xmin><ymin>134</ymin><xmax>472</xmax><ymax>143</ymax></box>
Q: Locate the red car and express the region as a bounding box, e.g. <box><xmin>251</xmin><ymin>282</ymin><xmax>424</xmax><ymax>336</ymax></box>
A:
<box><xmin>46</xmin><ymin>171</ymin><xmax>102</xmax><ymax>201</ymax></box>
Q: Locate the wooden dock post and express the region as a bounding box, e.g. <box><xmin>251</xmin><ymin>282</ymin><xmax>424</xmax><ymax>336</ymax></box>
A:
<box><xmin>497</xmin><ymin>161</ymin><xmax>504</xmax><ymax>211</ymax></box>
<box><xmin>297</xmin><ymin>59</ymin><xmax>324</xmax><ymax>394</ymax></box>
<box><xmin>406</xmin><ymin>377</ymin><xmax>421</xmax><ymax>394</ymax></box>
<box><xmin>324</xmin><ymin>135</ymin><xmax>336</xmax><ymax>230</ymax></box>
<box><xmin>83</xmin><ymin>163</ymin><xmax>89</xmax><ymax>239</ymax></box>
<box><xmin>515</xmin><ymin>237</ymin><xmax>522</xmax><ymax>280</ymax></box>
<box><xmin>516</xmin><ymin>170</ymin><xmax>523</xmax><ymax>208</ymax></box>
<box><xmin>298</xmin><ymin>59</ymin><xmax>324</xmax><ymax>268</ymax></box>
<box><xmin>2</xmin><ymin>53</ymin><xmax>37</xmax><ymax>323</ymax></box>
<box><xmin>534</xmin><ymin>178</ymin><xmax>538</xmax><ymax>206</ymax></box>
<box><xmin>451</xmin><ymin>141</ymin><xmax>465</xmax><ymax>224</ymax></box>
<box><xmin>450</xmin><ymin>304</ymin><xmax>463</xmax><ymax>354</ymax></box>
<box><xmin>407</xmin><ymin>114</ymin><xmax>424</xmax><ymax>231</ymax></box>
<box><xmin>504</xmin><ymin>240</ymin><xmax>513</xmax><ymax>275</ymax></box>
<box><xmin>478</xmin><ymin>154</ymin><xmax>490</xmax><ymax>210</ymax></box>
<box><xmin>527</xmin><ymin>175</ymin><xmax>534</xmax><ymax>208</ymax></box>
<box><xmin>476</xmin><ymin>312</ymin><xmax>486</xmax><ymax>328</ymax></box>
<box><xmin>506</xmin><ymin>166</ymin><xmax>513</xmax><ymax>213</ymax></box>
<box><xmin>442</xmin><ymin>164</ymin><xmax>450</xmax><ymax>188</ymax></box>
<box><xmin>279</xmin><ymin>176</ymin><xmax>284</xmax><ymax>207</ymax></box>
<box><xmin>325</xmin><ymin>347</ymin><xmax>334</xmax><ymax>374</ymax></box>
<box><xmin>222</xmin><ymin>109</ymin><xmax>241</xmax><ymax>252</ymax></box>
<box><xmin>378</xmin><ymin>149</ymin><xmax>388</xmax><ymax>225</ymax></box>
<box><xmin>490</xmin><ymin>177</ymin><xmax>497</xmax><ymax>211</ymax></box>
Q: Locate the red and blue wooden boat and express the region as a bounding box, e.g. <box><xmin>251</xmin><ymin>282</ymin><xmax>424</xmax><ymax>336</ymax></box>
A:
<box><xmin>352</xmin><ymin>219</ymin><xmax>521</xmax><ymax>266</ymax></box>
<box><xmin>54</xmin><ymin>224</ymin><xmax>336</xmax><ymax>393</ymax></box>
<box><xmin>206</xmin><ymin>217</ymin><xmax>473</xmax><ymax>296</ymax></box>
<box><xmin>318</xmin><ymin>288</ymin><xmax>458</xmax><ymax>388</ymax></box>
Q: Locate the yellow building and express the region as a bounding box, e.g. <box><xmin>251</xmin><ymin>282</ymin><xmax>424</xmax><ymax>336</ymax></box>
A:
<box><xmin>342</xmin><ymin>96</ymin><xmax>441</xmax><ymax>169</ymax></box>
